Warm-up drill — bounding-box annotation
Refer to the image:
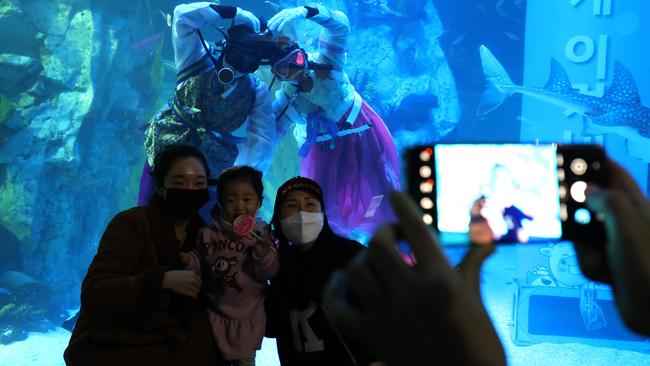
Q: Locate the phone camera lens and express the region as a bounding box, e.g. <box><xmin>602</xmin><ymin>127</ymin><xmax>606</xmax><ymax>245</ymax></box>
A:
<box><xmin>574</xmin><ymin>208</ymin><xmax>591</xmax><ymax>225</ymax></box>
<box><xmin>570</xmin><ymin>158</ymin><xmax>588</xmax><ymax>175</ymax></box>
<box><xmin>570</xmin><ymin>181</ymin><xmax>587</xmax><ymax>203</ymax></box>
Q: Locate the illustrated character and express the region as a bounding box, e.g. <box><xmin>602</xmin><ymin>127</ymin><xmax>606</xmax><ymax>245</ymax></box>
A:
<box><xmin>211</xmin><ymin>256</ymin><xmax>243</xmax><ymax>292</ymax></box>
<box><xmin>527</xmin><ymin>242</ymin><xmax>606</xmax><ymax>330</ymax></box>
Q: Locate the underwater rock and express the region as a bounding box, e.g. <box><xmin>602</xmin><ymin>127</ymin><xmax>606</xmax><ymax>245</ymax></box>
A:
<box><xmin>347</xmin><ymin>1</ymin><xmax>459</xmax><ymax>143</ymax></box>
<box><xmin>0</xmin><ymin>0</ymin><xmax>40</xmax><ymax>58</ymax></box>
<box><xmin>40</xmin><ymin>8</ymin><xmax>94</xmax><ymax>90</ymax></box>
<box><xmin>0</xmin><ymin>54</ymin><xmax>41</xmax><ymax>97</ymax></box>
<box><xmin>387</xmin><ymin>92</ymin><xmax>439</xmax><ymax>131</ymax></box>
<box><xmin>0</xmin><ymin>270</ymin><xmax>38</xmax><ymax>288</ymax></box>
<box><xmin>0</xmin><ymin>0</ymin><xmax>175</xmax><ymax>312</ymax></box>
<box><xmin>0</xmin><ymin>226</ymin><xmax>21</xmax><ymax>272</ymax></box>
<box><xmin>0</xmin><ymin>166</ymin><xmax>34</xmax><ymax>243</ymax></box>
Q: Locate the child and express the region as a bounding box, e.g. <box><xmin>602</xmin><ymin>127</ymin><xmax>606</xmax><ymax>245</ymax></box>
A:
<box><xmin>184</xmin><ymin>166</ymin><xmax>279</xmax><ymax>366</ymax></box>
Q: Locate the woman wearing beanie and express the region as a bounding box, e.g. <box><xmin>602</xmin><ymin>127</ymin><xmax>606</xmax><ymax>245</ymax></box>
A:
<box><xmin>265</xmin><ymin>177</ymin><xmax>380</xmax><ymax>366</ymax></box>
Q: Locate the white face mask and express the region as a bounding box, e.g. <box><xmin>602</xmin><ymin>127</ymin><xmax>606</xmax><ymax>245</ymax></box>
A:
<box><xmin>281</xmin><ymin>211</ymin><xmax>324</xmax><ymax>245</ymax></box>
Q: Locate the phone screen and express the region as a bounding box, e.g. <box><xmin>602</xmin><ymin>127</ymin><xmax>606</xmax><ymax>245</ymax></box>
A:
<box><xmin>408</xmin><ymin>144</ymin><xmax>562</xmax><ymax>244</ymax></box>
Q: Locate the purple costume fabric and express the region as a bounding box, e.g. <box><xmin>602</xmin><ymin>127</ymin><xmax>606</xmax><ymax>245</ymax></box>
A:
<box><xmin>300</xmin><ymin>100</ymin><xmax>400</xmax><ymax>235</ymax></box>
<box><xmin>137</xmin><ymin>162</ymin><xmax>155</xmax><ymax>206</ymax></box>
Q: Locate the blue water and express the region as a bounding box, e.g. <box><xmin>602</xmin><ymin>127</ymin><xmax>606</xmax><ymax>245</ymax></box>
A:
<box><xmin>1</xmin><ymin>0</ymin><xmax>650</xmax><ymax>364</ymax></box>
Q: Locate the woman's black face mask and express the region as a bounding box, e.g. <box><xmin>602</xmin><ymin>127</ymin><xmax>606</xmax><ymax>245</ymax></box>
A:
<box><xmin>161</xmin><ymin>188</ymin><xmax>211</xmax><ymax>219</ymax></box>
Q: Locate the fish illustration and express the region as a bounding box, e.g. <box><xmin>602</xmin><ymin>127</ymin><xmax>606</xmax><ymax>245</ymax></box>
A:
<box><xmin>478</xmin><ymin>45</ymin><xmax>650</xmax><ymax>158</ymax></box>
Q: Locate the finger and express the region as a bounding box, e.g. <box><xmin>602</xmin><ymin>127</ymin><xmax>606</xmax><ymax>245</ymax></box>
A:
<box><xmin>267</xmin><ymin>15</ymin><xmax>280</xmax><ymax>30</ymax></box>
<box><xmin>187</xmin><ymin>280</ymin><xmax>200</xmax><ymax>295</ymax></box>
<box><xmin>252</xmin><ymin>18</ymin><xmax>261</xmax><ymax>33</ymax></box>
<box><xmin>469</xmin><ymin>220</ymin><xmax>494</xmax><ymax>245</ymax></box>
<box><xmin>347</xmin><ymin>252</ymin><xmax>385</xmax><ymax>309</ymax></box>
<box><xmin>604</xmin><ymin>158</ymin><xmax>649</xmax><ymax>218</ymax></box>
<box><xmin>322</xmin><ymin>271</ymin><xmax>368</xmax><ymax>344</ymax></box>
<box><xmin>270</xmin><ymin>10</ymin><xmax>290</xmax><ymax>29</ymax></box>
<box><xmin>588</xmin><ymin>190</ymin><xmax>640</xmax><ymax>238</ymax></box>
<box><xmin>366</xmin><ymin>225</ymin><xmax>410</xmax><ymax>294</ymax></box>
<box><xmin>588</xmin><ymin>190</ymin><xmax>648</xmax><ymax>261</ymax></box>
<box><xmin>458</xmin><ymin>244</ymin><xmax>495</xmax><ymax>297</ymax></box>
<box><xmin>572</xmin><ymin>240</ymin><xmax>613</xmax><ymax>283</ymax></box>
<box><xmin>388</xmin><ymin>191</ymin><xmax>448</xmax><ymax>271</ymax></box>
<box><xmin>183</xmin><ymin>285</ymin><xmax>198</xmax><ymax>298</ymax></box>
<box><xmin>606</xmin><ymin>158</ymin><xmax>645</xmax><ymax>200</ymax></box>
<box><xmin>277</xmin><ymin>17</ymin><xmax>293</xmax><ymax>33</ymax></box>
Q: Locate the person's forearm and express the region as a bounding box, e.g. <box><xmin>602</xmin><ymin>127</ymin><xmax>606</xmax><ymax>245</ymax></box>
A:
<box><xmin>304</xmin><ymin>4</ymin><xmax>350</xmax><ymax>69</ymax></box>
<box><xmin>172</xmin><ymin>3</ymin><xmax>233</xmax><ymax>73</ymax></box>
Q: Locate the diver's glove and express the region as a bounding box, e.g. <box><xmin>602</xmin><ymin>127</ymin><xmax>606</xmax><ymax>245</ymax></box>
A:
<box><xmin>234</xmin><ymin>7</ymin><xmax>261</xmax><ymax>33</ymax></box>
<box><xmin>281</xmin><ymin>80</ymin><xmax>299</xmax><ymax>97</ymax></box>
<box><xmin>268</xmin><ymin>6</ymin><xmax>309</xmax><ymax>33</ymax></box>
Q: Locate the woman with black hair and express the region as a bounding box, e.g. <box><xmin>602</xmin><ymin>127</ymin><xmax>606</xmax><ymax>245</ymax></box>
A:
<box><xmin>64</xmin><ymin>144</ymin><xmax>223</xmax><ymax>366</ymax></box>
<box><xmin>265</xmin><ymin>176</ymin><xmax>380</xmax><ymax>366</ymax></box>
<box><xmin>139</xmin><ymin>2</ymin><xmax>277</xmax><ymax>206</ymax></box>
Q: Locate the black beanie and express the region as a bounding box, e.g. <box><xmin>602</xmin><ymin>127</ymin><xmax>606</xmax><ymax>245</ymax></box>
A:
<box><xmin>272</xmin><ymin>176</ymin><xmax>326</xmax><ymax>239</ymax></box>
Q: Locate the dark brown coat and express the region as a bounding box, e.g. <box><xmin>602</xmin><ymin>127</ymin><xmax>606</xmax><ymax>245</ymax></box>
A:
<box><xmin>64</xmin><ymin>197</ymin><xmax>222</xmax><ymax>366</ymax></box>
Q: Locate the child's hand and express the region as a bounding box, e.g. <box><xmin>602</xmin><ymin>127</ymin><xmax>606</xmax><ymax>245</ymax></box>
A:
<box><xmin>253</xmin><ymin>240</ymin><xmax>274</xmax><ymax>257</ymax></box>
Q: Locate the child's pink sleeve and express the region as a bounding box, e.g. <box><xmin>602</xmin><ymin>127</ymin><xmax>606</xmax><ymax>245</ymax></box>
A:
<box><xmin>251</xmin><ymin>227</ymin><xmax>279</xmax><ymax>281</ymax></box>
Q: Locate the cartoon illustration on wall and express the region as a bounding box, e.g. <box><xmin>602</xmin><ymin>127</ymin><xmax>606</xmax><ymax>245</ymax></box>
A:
<box><xmin>478</xmin><ymin>45</ymin><xmax>650</xmax><ymax>162</ymax></box>
<box><xmin>526</xmin><ymin>242</ymin><xmax>606</xmax><ymax>331</ymax></box>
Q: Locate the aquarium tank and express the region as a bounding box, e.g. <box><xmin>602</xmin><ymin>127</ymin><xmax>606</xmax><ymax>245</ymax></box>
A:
<box><xmin>0</xmin><ymin>0</ymin><xmax>649</xmax><ymax>365</ymax></box>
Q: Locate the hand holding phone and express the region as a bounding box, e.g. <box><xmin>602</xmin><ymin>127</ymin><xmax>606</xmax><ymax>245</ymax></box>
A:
<box><xmin>404</xmin><ymin>143</ymin><xmax>609</xmax><ymax>245</ymax></box>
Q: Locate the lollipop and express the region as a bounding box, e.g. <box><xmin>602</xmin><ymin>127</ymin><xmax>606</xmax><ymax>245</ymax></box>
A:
<box><xmin>233</xmin><ymin>215</ymin><xmax>261</xmax><ymax>239</ymax></box>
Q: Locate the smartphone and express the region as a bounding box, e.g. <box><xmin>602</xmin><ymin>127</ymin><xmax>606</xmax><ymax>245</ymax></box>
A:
<box><xmin>404</xmin><ymin>143</ymin><xmax>609</xmax><ymax>244</ymax></box>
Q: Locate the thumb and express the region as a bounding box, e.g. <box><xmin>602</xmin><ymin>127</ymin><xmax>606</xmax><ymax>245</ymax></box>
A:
<box><xmin>458</xmin><ymin>244</ymin><xmax>495</xmax><ymax>298</ymax></box>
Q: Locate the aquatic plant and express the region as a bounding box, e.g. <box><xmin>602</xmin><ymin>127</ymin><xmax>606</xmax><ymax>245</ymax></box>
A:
<box><xmin>0</xmin><ymin>283</ymin><xmax>54</xmax><ymax>345</ymax></box>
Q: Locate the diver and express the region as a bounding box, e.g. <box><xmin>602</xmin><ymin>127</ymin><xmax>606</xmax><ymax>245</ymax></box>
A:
<box><xmin>139</xmin><ymin>3</ymin><xmax>277</xmax><ymax>206</ymax></box>
<box><xmin>264</xmin><ymin>4</ymin><xmax>401</xmax><ymax>237</ymax></box>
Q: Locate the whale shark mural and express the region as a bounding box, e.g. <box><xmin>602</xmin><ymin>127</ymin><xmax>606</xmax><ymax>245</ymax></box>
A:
<box><xmin>478</xmin><ymin>45</ymin><xmax>650</xmax><ymax>161</ymax></box>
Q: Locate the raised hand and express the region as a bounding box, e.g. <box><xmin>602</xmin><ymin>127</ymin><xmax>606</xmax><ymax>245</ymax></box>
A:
<box><xmin>573</xmin><ymin>158</ymin><xmax>650</xmax><ymax>335</ymax></box>
<box><xmin>324</xmin><ymin>191</ymin><xmax>505</xmax><ymax>366</ymax></box>
<box><xmin>234</xmin><ymin>7</ymin><xmax>261</xmax><ymax>33</ymax></box>
<box><xmin>268</xmin><ymin>6</ymin><xmax>308</xmax><ymax>33</ymax></box>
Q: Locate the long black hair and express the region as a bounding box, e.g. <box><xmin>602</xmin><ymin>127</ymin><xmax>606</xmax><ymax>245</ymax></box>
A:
<box><xmin>151</xmin><ymin>144</ymin><xmax>211</xmax><ymax>188</ymax></box>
